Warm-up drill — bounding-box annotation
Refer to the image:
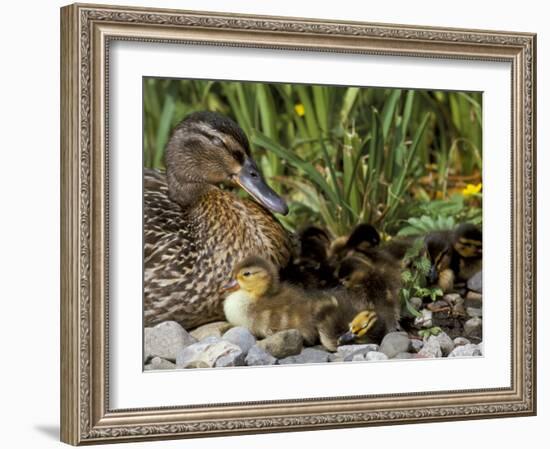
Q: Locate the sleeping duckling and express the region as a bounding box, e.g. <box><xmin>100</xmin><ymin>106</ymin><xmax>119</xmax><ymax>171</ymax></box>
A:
<box><xmin>335</xmin><ymin>255</ymin><xmax>402</xmax><ymax>344</ymax></box>
<box><xmin>453</xmin><ymin>223</ymin><xmax>482</xmax><ymax>281</ymax></box>
<box><xmin>222</xmin><ymin>256</ymin><xmax>340</xmax><ymax>348</ymax></box>
<box><xmin>280</xmin><ymin>226</ymin><xmax>338</xmax><ymax>288</ymax></box>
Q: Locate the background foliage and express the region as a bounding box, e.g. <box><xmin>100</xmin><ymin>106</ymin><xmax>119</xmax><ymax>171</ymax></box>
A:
<box><xmin>143</xmin><ymin>78</ymin><xmax>482</xmax><ymax>237</ymax></box>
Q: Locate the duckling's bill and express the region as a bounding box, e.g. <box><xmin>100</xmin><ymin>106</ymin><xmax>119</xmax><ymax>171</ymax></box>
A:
<box><xmin>233</xmin><ymin>157</ymin><xmax>289</xmax><ymax>215</ymax></box>
<box><xmin>220</xmin><ymin>278</ymin><xmax>240</xmax><ymax>293</ymax></box>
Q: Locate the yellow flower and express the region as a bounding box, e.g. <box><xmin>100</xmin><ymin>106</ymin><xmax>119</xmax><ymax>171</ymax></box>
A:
<box><xmin>462</xmin><ymin>183</ymin><xmax>482</xmax><ymax>196</ymax></box>
<box><xmin>294</xmin><ymin>103</ymin><xmax>305</xmax><ymax>117</ymax></box>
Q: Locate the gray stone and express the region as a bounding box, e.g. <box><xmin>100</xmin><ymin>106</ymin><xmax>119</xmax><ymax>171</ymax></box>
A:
<box><xmin>409</xmin><ymin>297</ymin><xmax>423</xmax><ymax>310</ymax></box>
<box><xmin>467</xmin><ymin>271</ymin><xmax>483</xmax><ymax>293</ymax></box>
<box><xmin>222</xmin><ymin>327</ymin><xmax>256</xmax><ymax>355</ymax></box>
<box><xmin>190</xmin><ymin>321</ymin><xmax>233</xmax><ymax>340</ymax></box>
<box><xmin>144</xmin><ymin>356</ymin><xmax>176</xmax><ymax>371</ymax></box>
<box><xmin>448</xmin><ymin>344</ymin><xmax>482</xmax><ymax>358</ymax></box>
<box><xmin>414</xmin><ymin>309</ymin><xmax>433</xmax><ymax>328</ymax></box>
<box><xmin>453</xmin><ymin>337</ymin><xmax>471</xmax><ymax>347</ymax></box>
<box><xmin>410</xmin><ymin>339</ymin><xmax>424</xmax><ymax>353</ymax></box>
<box><xmin>394</xmin><ymin>352</ymin><xmax>414</xmax><ymax>360</ymax></box>
<box><xmin>464</xmin><ymin>317</ymin><xmax>482</xmax><ymax>339</ymax></box>
<box><xmin>245</xmin><ymin>345</ymin><xmax>277</xmax><ymax>366</ymax></box>
<box><xmin>144</xmin><ymin>321</ymin><xmax>196</xmax><ymax>362</ymax></box>
<box><xmin>465</xmin><ymin>291</ymin><xmax>483</xmax><ymax>309</ymax></box>
<box><xmin>365</xmin><ymin>351</ymin><xmax>389</xmax><ymax>361</ymax></box>
<box><xmin>431</xmin><ymin>331</ymin><xmax>454</xmax><ymax>356</ymax></box>
<box><xmin>380</xmin><ymin>332</ymin><xmax>411</xmax><ymax>358</ymax></box>
<box><xmin>328</xmin><ymin>352</ymin><xmax>345</xmax><ymax>363</ymax></box>
<box><xmin>257</xmin><ymin>330</ymin><xmax>303</xmax><ymax>359</ymax></box>
<box><xmin>176</xmin><ymin>338</ymin><xmax>244</xmax><ymax>368</ymax></box>
<box><xmin>466</xmin><ymin>307</ymin><xmax>483</xmax><ymax>318</ymax></box>
<box><xmin>443</xmin><ymin>293</ymin><xmax>463</xmax><ymax>305</ymax></box>
<box><xmin>337</xmin><ymin>344</ymin><xmax>379</xmax><ymax>361</ymax></box>
<box><xmin>279</xmin><ymin>348</ymin><xmax>331</xmax><ymax>365</ymax></box>
<box><xmin>418</xmin><ymin>336</ymin><xmax>442</xmax><ymax>358</ymax></box>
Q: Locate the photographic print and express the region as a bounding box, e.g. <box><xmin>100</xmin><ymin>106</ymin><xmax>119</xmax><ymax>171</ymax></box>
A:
<box><xmin>61</xmin><ymin>4</ymin><xmax>535</xmax><ymax>443</ymax></box>
<box><xmin>143</xmin><ymin>79</ymin><xmax>483</xmax><ymax>370</ymax></box>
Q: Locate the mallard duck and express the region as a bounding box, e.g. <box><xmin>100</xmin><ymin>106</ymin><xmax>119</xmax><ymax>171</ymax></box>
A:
<box><xmin>222</xmin><ymin>256</ymin><xmax>340</xmax><ymax>349</ymax></box>
<box><xmin>144</xmin><ymin>111</ymin><xmax>294</xmax><ymax>329</ymax></box>
<box><xmin>335</xmin><ymin>255</ymin><xmax>402</xmax><ymax>344</ymax></box>
<box><xmin>280</xmin><ymin>225</ymin><xmax>338</xmax><ymax>288</ymax></box>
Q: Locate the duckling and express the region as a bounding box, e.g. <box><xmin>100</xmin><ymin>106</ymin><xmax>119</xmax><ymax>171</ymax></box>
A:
<box><xmin>222</xmin><ymin>256</ymin><xmax>340</xmax><ymax>348</ymax></box>
<box><xmin>144</xmin><ymin>111</ymin><xmax>295</xmax><ymax>329</ymax></box>
<box><xmin>424</xmin><ymin>230</ymin><xmax>460</xmax><ymax>293</ymax></box>
<box><xmin>280</xmin><ymin>225</ymin><xmax>338</xmax><ymax>288</ymax></box>
<box><xmin>328</xmin><ymin>224</ymin><xmax>380</xmax><ymax>267</ymax></box>
<box><xmin>424</xmin><ymin>224</ymin><xmax>482</xmax><ymax>292</ymax></box>
<box><xmin>453</xmin><ymin>223</ymin><xmax>482</xmax><ymax>281</ymax></box>
<box><xmin>336</xmin><ymin>255</ymin><xmax>401</xmax><ymax>340</ymax></box>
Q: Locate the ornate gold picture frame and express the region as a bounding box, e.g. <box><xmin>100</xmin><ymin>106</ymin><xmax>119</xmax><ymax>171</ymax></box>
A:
<box><xmin>60</xmin><ymin>3</ymin><xmax>536</xmax><ymax>445</ymax></box>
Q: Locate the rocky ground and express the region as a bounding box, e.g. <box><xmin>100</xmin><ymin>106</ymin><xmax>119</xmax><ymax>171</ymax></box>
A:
<box><xmin>144</xmin><ymin>271</ymin><xmax>483</xmax><ymax>370</ymax></box>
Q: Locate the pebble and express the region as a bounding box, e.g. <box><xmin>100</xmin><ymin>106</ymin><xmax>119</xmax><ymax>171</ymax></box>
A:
<box><xmin>144</xmin><ymin>356</ymin><xmax>176</xmax><ymax>371</ymax></box>
<box><xmin>443</xmin><ymin>293</ymin><xmax>462</xmax><ymax>305</ymax></box>
<box><xmin>337</xmin><ymin>344</ymin><xmax>379</xmax><ymax>360</ymax></box>
<box><xmin>418</xmin><ymin>336</ymin><xmax>442</xmax><ymax>358</ymax></box>
<box><xmin>414</xmin><ymin>309</ymin><xmax>433</xmax><ymax>328</ymax></box>
<box><xmin>328</xmin><ymin>352</ymin><xmax>345</xmax><ymax>363</ymax></box>
<box><xmin>380</xmin><ymin>332</ymin><xmax>411</xmax><ymax>358</ymax></box>
<box><xmin>431</xmin><ymin>331</ymin><xmax>454</xmax><ymax>356</ymax></box>
<box><xmin>466</xmin><ymin>307</ymin><xmax>483</xmax><ymax>318</ymax></box>
<box><xmin>467</xmin><ymin>271</ymin><xmax>483</xmax><ymax>293</ymax></box>
<box><xmin>257</xmin><ymin>330</ymin><xmax>303</xmax><ymax>359</ymax></box>
<box><xmin>453</xmin><ymin>337</ymin><xmax>471</xmax><ymax>347</ymax></box>
<box><xmin>365</xmin><ymin>351</ymin><xmax>389</xmax><ymax>361</ymax></box>
<box><xmin>409</xmin><ymin>297</ymin><xmax>423</xmax><ymax>310</ymax></box>
<box><xmin>410</xmin><ymin>339</ymin><xmax>424</xmax><ymax>353</ymax></box>
<box><xmin>465</xmin><ymin>291</ymin><xmax>483</xmax><ymax>308</ymax></box>
<box><xmin>279</xmin><ymin>348</ymin><xmax>331</xmax><ymax>365</ymax></box>
<box><xmin>464</xmin><ymin>317</ymin><xmax>482</xmax><ymax>339</ymax></box>
<box><xmin>144</xmin><ymin>321</ymin><xmax>196</xmax><ymax>362</ymax></box>
<box><xmin>176</xmin><ymin>337</ymin><xmax>244</xmax><ymax>368</ymax></box>
<box><xmin>222</xmin><ymin>327</ymin><xmax>256</xmax><ymax>355</ymax></box>
<box><xmin>342</xmin><ymin>345</ymin><xmax>379</xmax><ymax>362</ymax></box>
<box><xmin>190</xmin><ymin>321</ymin><xmax>233</xmax><ymax>340</ymax></box>
<box><xmin>245</xmin><ymin>345</ymin><xmax>277</xmax><ymax>366</ymax></box>
<box><xmin>394</xmin><ymin>352</ymin><xmax>414</xmax><ymax>360</ymax></box>
<box><xmin>448</xmin><ymin>344</ymin><xmax>482</xmax><ymax>357</ymax></box>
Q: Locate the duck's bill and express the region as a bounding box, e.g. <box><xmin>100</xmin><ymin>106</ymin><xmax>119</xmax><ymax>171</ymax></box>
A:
<box><xmin>337</xmin><ymin>331</ymin><xmax>356</xmax><ymax>346</ymax></box>
<box><xmin>236</xmin><ymin>158</ymin><xmax>289</xmax><ymax>215</ymax></box>
<box><xmin>428</xmin><ymin>265</ymin><xmax>439</xmax><ymax>284</ymax></box>
<box><xmin>220</xmin><ymin>278</ymin><xmax>240</xmax><ymax>294</ymax></box>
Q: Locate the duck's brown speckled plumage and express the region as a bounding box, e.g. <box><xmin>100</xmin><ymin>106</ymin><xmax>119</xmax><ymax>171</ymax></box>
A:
<box><xmin>143</xmin><ymin>112</ymin><xmax>294</xmax><ymax>329</ymax></box>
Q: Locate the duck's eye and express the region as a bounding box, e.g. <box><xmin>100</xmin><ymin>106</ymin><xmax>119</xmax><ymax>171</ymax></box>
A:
<box><xmin>243</xmin><ymin>271</ymin><xmax>251</xmax><ymax>277</ymax></box>
<box><xmin>211</xmin><ymin>136</ymin><xmax>224</xmax><ymax>147</ymax></box>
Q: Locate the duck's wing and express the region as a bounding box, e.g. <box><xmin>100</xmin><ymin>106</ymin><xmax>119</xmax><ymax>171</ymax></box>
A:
<box><xmin>143</xmin><ymin>168</ymin><xmax>189</xmax><ymax>262</ymax></box>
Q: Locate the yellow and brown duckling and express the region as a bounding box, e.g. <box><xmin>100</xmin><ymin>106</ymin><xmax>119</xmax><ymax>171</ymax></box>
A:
<box><xmin>453</xmin><ymin>223</ymin><xmax>482</xmax><ymax>281</ymax></box>
<box><xmin>335</xmin><ymin>255</ymin><xmax>402</xmax><ymax>344</ymax></box>
<box><xmin>424</xmin><ymin>223</ymin><xmax>482</xmax><ymax>293</ymax></box>
<box><xmin>222</xmin><ymin>255</ymin><xmax>341</xmax><ymax>350</ymax></box>
<box><xmin>144</xmin><ymin>111</ymin><xmax>295</xmax><ymax>329</ymax></box>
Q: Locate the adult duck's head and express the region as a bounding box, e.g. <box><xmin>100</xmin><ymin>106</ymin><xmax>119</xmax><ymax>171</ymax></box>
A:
<box><xmin>165</xmin><ymin>111</ymin><xmax>288</xmax><ymax>215</ymax></box>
